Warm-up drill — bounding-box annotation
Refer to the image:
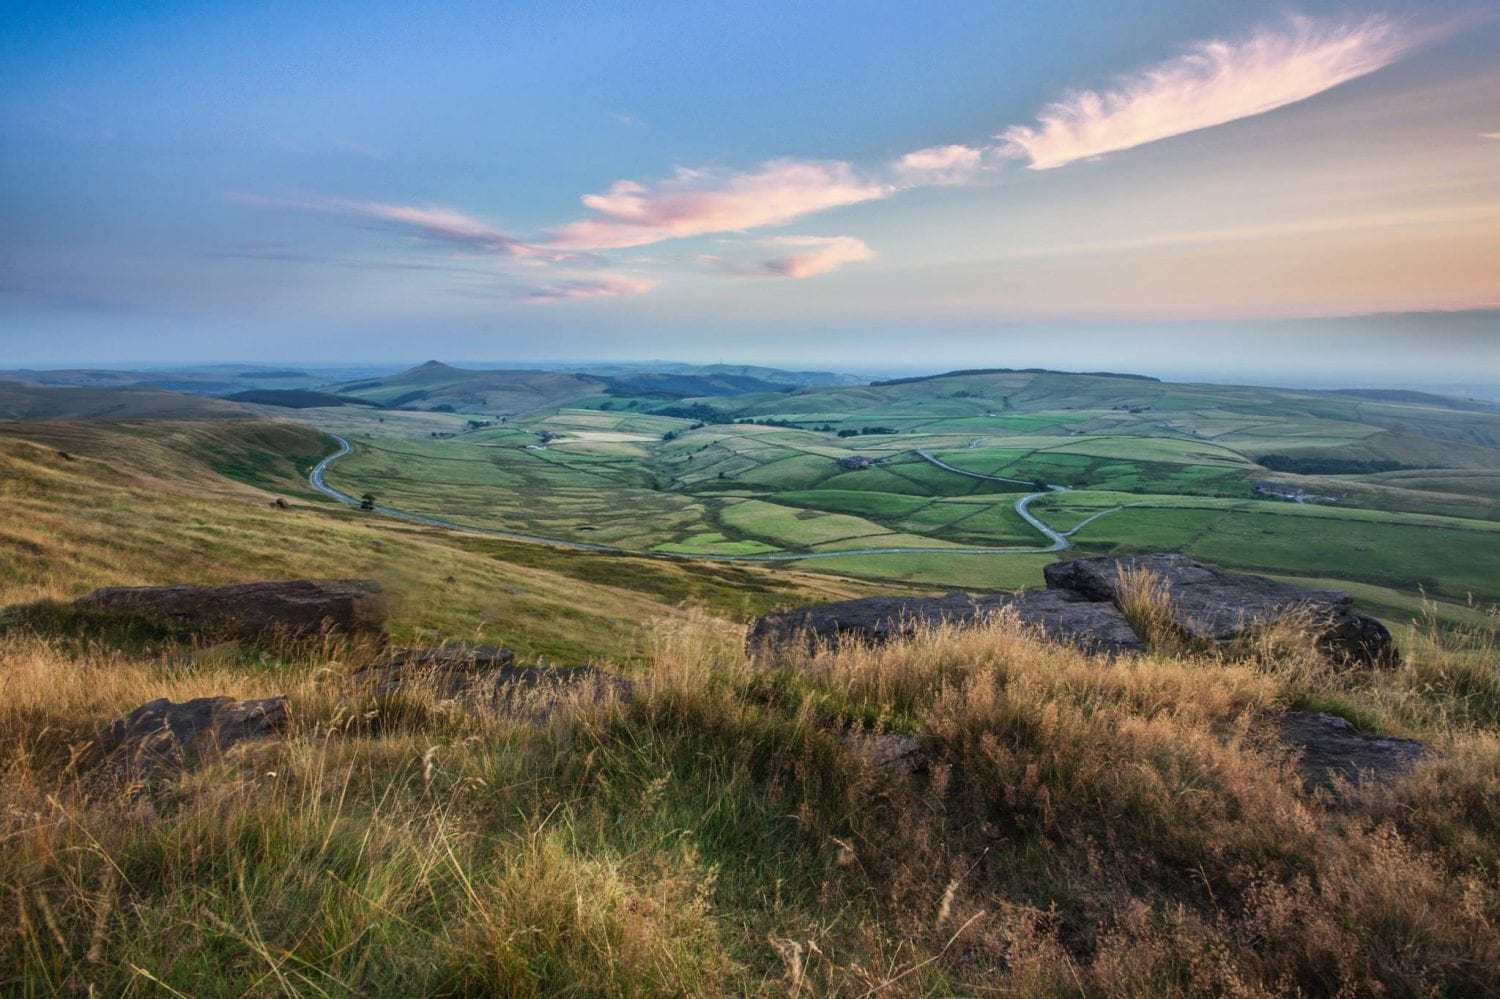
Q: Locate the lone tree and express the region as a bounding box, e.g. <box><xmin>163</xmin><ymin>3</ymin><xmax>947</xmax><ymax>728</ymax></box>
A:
<box><xmin>359</xmin><ymin>493</ymin><xmax>376</xmax><ymax>511</ymax></box>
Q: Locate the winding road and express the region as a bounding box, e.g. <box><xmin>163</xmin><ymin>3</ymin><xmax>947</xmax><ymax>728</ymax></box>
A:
<box><xmin>309</xmin><ymin>434</ymin><xmax>1124</xmax><ymax>564</ymax></box>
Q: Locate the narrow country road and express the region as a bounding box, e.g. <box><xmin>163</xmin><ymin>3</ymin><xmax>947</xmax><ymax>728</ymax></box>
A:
<box><xmin>309</xmin><ymin>434</ymin><xmax>1120</xmax><ymax>563</ymax></box>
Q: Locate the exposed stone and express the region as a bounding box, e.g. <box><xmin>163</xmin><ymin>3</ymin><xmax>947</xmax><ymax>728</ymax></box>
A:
<box><xmin>352</xmin><ymin>644</ymin><xmax>517</xmax><ymax>699</ymax></box>
<box><xmin>91</xmin><ymin>695</ymin><xmax>288</xmax><ymax>779</ymax></box>
<box><xmin>1043</xmin><ymin>554</ymin><xmax>1397</xmax><ymax>666</ymax></box>
<box><xmin>1007</xmin><ymin>589</ymin><xmax>1148</xmax><ymax>655</ymax></box>
<box><xmin>69</xmin><ymin>579</ymin><xmax>386</xmax><ymax>644</ymax></box>
<box><xmin>847</xmin><ymin>732</ymin><xmax>924</xmax><ymax>776</ymax></box>
<box><xmin>747</xmin><ymin>588</ymin><xmax>1145</xmax><ymax>656</ymax></box>
<box><xmin>351</xmin><ymin>644</ymin><xmax>633</xmax><ymax>715</ymax></box>
<box><xmin>1279</xmin><ymin>711</ymin><xmax>1427</xmax><ymax>791</ymax></box>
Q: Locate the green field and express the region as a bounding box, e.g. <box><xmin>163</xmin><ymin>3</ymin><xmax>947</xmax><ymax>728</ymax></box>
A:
<box><xmin>285</xmin><ymin>367</ymin><xmax>1500</xmax><ymax>625</ymax></box>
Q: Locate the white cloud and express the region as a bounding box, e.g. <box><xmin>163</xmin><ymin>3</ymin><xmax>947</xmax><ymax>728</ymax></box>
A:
<box><xmin>893</xmin><ymin>144</ymin><xmax>985</xmax><ymax>185</ymax></box>
<box><xmin>523</xmin><ymin>272</ymin><xmax>659</xmax><ymax>303</ymax></box>
<box><xmin>546</xmin><ymin>160</ymin><xmax>892</xmax><ymax>251</ymax></box>
<box><xmin>1002</xmin><ymin>15</ymin><xmax>1418</xmax><ymax>170</ymax></box>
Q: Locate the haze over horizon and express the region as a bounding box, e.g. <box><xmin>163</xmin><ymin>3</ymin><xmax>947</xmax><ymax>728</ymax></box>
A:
<box><xmin>3</xmin><ymin>2</ymin><xmax>1497</xmax><ymax>381</ymax></box>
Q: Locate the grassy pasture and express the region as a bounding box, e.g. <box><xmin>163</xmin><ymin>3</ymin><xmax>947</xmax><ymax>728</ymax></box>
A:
<box><xmin>323</xmin><ymin>436</ymin><xmax>711</xmax><ymax>549</ymax></box>
<box><xmin>716</xmin><ymin>499</ymin><xmax>895</xmax><ymax>549</ymax></box>
<box><xmin>189</xmin><ymin>367</ymin><xmax>1500</xmax><ymax>599</ymax></box>
<box><xmin>1069</xmin><ymin>503</ymin><xmax>1500</xmax><ymax>603</ymax></box>
<box><xmin>305</xmin><ymin>382</ymin><xmax>1500</xmax><ymax>599</ymax></box>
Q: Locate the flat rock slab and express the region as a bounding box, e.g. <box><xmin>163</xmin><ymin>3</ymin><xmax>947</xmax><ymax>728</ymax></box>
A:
<box><xmin>353</xmin><ymin>645</ymin><xmax>633</xmax><ymax>715</ymax></box>
<box><xmin>747</xmin><ymin>588</ymin><xmax>1145</xmax><ymax>656</ymax></box>
<box><xmin>92</xmin><ymin>695</ymin><xmax>288</xmax><ymax>778</ymax></box>
<box><xmin>1279</xmin><ymin>711</ymin><xmax>1428</xmax><ymax>791</ymax></box>
<box><xmin>70</xmin><ymin>579</ymin><xmax>386</xmax><ymax>644</ymax></box>
<box><xmin>1044</xmin><ymin>555</ymin><xmax>1396</xmax><ymax>666</ymax></box>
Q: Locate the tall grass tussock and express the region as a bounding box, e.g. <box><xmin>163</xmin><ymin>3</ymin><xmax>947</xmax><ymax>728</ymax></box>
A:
<box><xmin>5</xmin><ymin>601</ymin><xmax>1499</xmax><ymax>995</ymax></box>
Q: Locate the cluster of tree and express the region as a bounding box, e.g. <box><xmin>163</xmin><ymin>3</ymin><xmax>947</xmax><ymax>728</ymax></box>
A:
<box><xmin>648</xmin><ymin>403</ymin><xmax>733</xmax><ymax>423</ymax></box>
<box><xmin>1258</xmin><ymin>454</ymin><xmax>1412</xmax><ymax>475</ymax></box>
<box><xmin>836</xmin><ymin>426</ymin><xmax>898</xmax><ymax>437</ymax></box>
<box><xmin>660</xmin><ymin>422</ymin><xmax>707</xmax><ymax>442</ymax></box>
<box><xmin>735</xmin><ymin>417</ymin><xmax>800</xmax><ymax>428</ymax></box>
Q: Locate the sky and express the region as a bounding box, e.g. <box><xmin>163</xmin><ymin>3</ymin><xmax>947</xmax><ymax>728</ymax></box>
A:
<box><xmin>2</xmin><ymin>1</ymin><xmax>1498</xmax><ymax>383</ymax></box>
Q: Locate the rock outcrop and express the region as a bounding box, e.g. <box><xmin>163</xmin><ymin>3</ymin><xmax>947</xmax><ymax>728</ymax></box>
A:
<box><xmin>351</xmin><ymin>644</ymin><xmax>632</xmax><ymax>716</ymax></box>
<box><xmin>90</xmin><ymin>695</ymin><xmax>288</xmax><ymax>780</ymax></box>
<box><xmin>749</xmin><ymin>554</ymin><xmax>1396</xmax><ymax>667</ymax></box>
<box><xmin>1278</xmin><ymin>711</ymin><xmax>1427</xmax><ymax>790</ymax></box>
<box><xmin>67</xmin><ymin>579</ymin><xmax>386</xmax><ymax>644</ymax></box>
<box><xmin>1044</xmin><ymin>555</ymin><xmax>1397</xmax><ymax>666</ymax></box>
<box><xmin>747</xmin><ymin>588</ymin><xmax>1145</xmax><ymax>656</ymax></box>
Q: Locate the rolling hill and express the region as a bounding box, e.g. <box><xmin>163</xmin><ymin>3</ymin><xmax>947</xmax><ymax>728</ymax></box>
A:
<box><xmin>331</xmin><ymin>361</ymin><xmax>609</xmax><ymax>415</ymax></box>
<box><xmin>0</xmin><ymin>383</ymin><xmax>259</xmax><ymax>421</ymax></box>
<box><xmin>0</xmin><ymin>418</ymin><xmax>874</xmax><ymax>659</ymax></box>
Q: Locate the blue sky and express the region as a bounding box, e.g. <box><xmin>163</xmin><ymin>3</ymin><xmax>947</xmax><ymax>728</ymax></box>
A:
<box><xmin>2</xmin><ymin>1</ymin><xmax>1497</xmax><ymax>381</ymax></box>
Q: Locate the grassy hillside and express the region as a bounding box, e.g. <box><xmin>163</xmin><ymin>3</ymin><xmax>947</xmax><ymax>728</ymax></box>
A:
<box><xmin>0</xmin><ymin>423</ymin><xmax>877</xmax><ymax>661</ymax></box>
<box><xmin>0</xmin><ymin>384</ymin><xmax>258</xmax><ymax>421</ymax></box>
<box><xmin>4</xmin><ymin>603</ymin><xmax>1498</xmax><ymax>993</ymax></box>
<box><xmin>1</xmin><ymin>419</ymin><xmax>332</xmax><ymax>494</ymax></box>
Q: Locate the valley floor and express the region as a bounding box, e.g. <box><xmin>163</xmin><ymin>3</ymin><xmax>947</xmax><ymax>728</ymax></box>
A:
<box><xmin>1</xmin><ymin>397</ymin><xmax>1497</xmax><ymax>994</ymax></box>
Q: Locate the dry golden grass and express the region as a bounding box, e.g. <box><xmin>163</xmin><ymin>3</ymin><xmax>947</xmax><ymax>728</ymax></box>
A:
<box><xmin>4</xmin><ymin>608</ymin><xmax>1500</xmax><ymax>994</ymax></box>
<box><xmin>1113</xmin><ymin>563</ymin><xmax>1188</xmax><ymax>654</ymax></box>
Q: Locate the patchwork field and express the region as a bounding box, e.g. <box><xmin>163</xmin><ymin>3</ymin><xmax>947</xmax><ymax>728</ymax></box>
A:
<box><xmin>6</xmin><ymin>366</ymin><xmax>1495</xmax><ymax>635</ymax></box>
<box><xmin>277</xmin><ymin>367</ymin><xmax>1500</xmax><ymax>633</ymax></box>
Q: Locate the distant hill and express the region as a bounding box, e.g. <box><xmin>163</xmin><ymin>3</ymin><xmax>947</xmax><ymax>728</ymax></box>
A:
<box><xmin>516</xmin><ymin>360</ymin><xmax>864</xmax><ymax>388</ymax></box>
<box><xmin>604</xmin><ymin>372</ymin><xmax>793</xmax><ymax>399</ymax></box>
<box><xmin>1328</xmin><ymin>388</ymin><xmax>1498</xmax><ymax>412</ymax></box>
<box><xmin>225</xmin><ymin>389</ymin><xmax>383</xmax><ymax>409</ymax></box>
<box><xmin>871</xmin><ymin>367</ymin><xmax>1161</xmax><ymax>387</ymax></box>
<box><xmin>331</xmin><ymin>361</ymin><xmax>608</xmax><ymax>415</ymax></box>
<box><xmin>0</xmin><ymin>365</ymin><xmax>336</xmax><ymax>396</ymax></box>
<box><xmin>0</xmin><ymin>384</ymin><xmax>258</xmax><ymax>421</ymax></box>
<box><xmin>636</xmin><ymin>367</ymin><xmax>1500</xmax><ymax>455</ymax></box>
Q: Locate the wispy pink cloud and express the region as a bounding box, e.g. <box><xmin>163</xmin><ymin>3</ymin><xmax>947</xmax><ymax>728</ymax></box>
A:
<box><xmin>523</xmin><ymin>272</ymin><xmax>659</xmax><ymax>303</ymax></box>
<box><xmin>232</xmin><ymin>194</ymin><xmax>533</xmax><ymax>255</ymax></box>
<box><xmin>1001</xmin><ymin>15</ymin><xmax>1419</xmax><ymax>170</ymax></box>
<box><xmin>756</xmin><ymin>236</ymin><xmax>875</xmax><ymax>278</ymax></box>
<box><xmin>235</xmin><ymin>13</ymin><xmax>1437</xmax><ymax>286</ymax></box>
<box><xmin>893</xmin><ymin>144</ymin><xmax>985</xmax><ymax>185</ymax></box>
<box><xmin>546</xmin><ymin>160</ymin><xmax>892</xmax><ymax>251</ymax></box>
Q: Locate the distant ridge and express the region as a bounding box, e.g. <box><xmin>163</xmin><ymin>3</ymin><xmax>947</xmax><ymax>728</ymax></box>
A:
<box><xmin>1329</xmin><ymin>388</ymin><xmax>1498</xmax><ymax>412</ymax></box>
<box><xmin>226</xmin><ymin>389</ymin><xmax>382</xmax><ymax>409</ymax></box>
<box><xmin>870</xmin><ymin>368</ymin><xmax>1162</xmax><ymax>387</ymax></box>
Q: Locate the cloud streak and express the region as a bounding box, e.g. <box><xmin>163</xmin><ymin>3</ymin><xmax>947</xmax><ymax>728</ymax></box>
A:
<box><xmin>233</xmin><ymin>194</ymin><xmax>532</xmax><ymax>255</ymax></box>
<box><xmin>1002</xmin><ymin>15</ymin><xmax>1417</xmax><ymax>170</ymax></box>
<box><xmin>756</xmin><ymin>236</ymin><xmax>875</xmax><ymax>278</ymax></box>
<box><xmin>523</xmin><ymin>273</ymin><xmax>659</xmax><ymax>303</ymax></box>
<box><xmin>546</xmin><ymin>160</ymin><xmax>892</xmax><ymax>251</ymax></box>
